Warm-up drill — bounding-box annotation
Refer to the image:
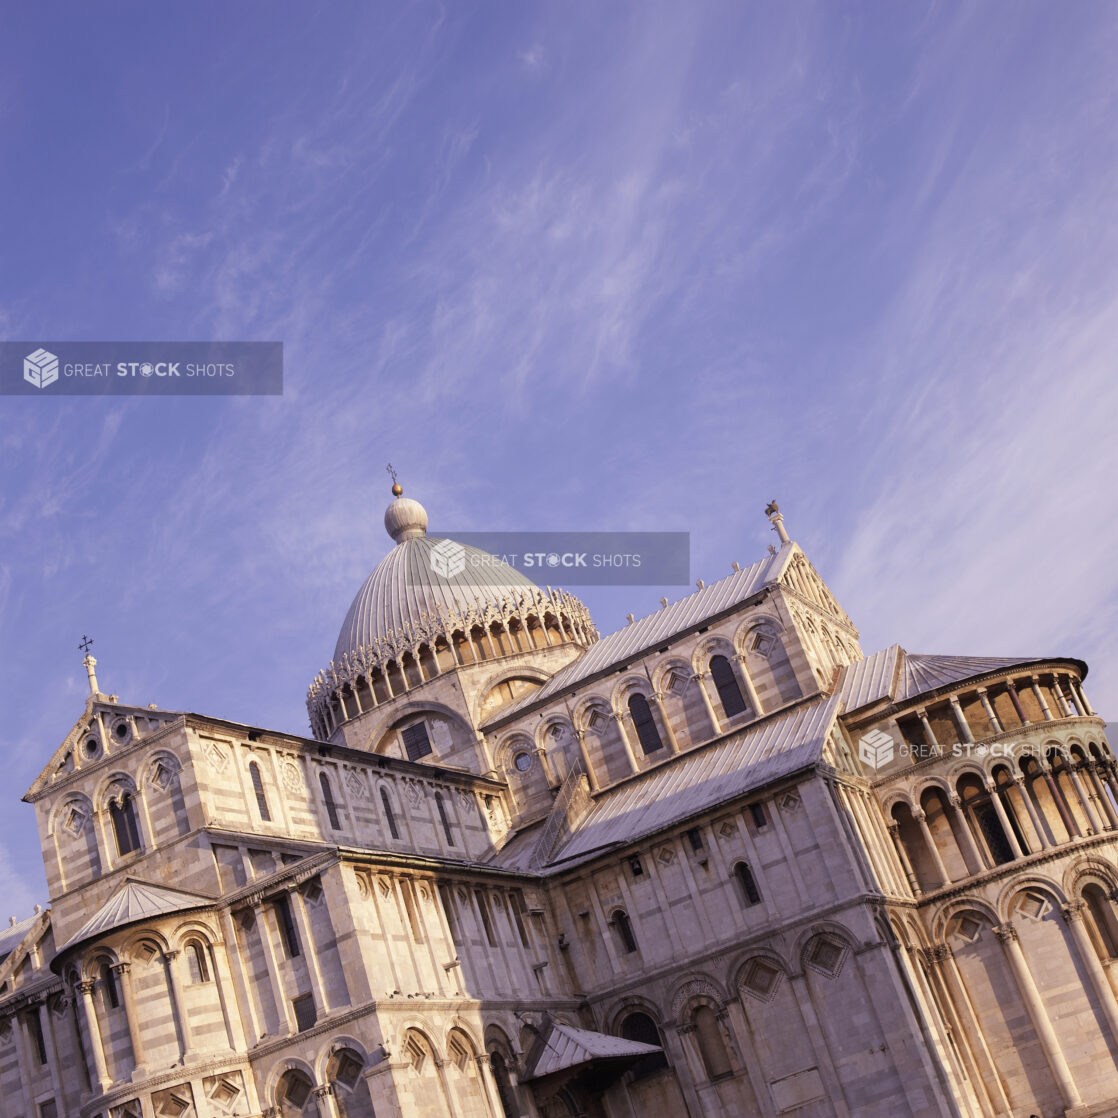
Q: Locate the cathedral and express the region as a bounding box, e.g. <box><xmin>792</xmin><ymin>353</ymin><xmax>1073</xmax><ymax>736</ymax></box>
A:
<box><xmin>2</xmin><ymin>485</ymin><xmax>1116</xmax><ymax>1118</ymax></box>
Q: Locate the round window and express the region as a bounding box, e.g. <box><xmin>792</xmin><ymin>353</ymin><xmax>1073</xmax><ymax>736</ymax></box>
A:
<box><xmin>84</xmin><ymin>736</ymin><xmax>100</xmax><ymax>758</ymax></box>
<box><xmin>514</xmin><ymin>752</ymin><xmax>533</xmax><ymax>772</ymax></box>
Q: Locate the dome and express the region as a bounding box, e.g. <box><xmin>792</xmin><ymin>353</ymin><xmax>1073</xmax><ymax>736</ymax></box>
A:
<box><xmin>333</xmin><ymin>489</ymin><xmax>540</xmax><ymax>663</ymax></box>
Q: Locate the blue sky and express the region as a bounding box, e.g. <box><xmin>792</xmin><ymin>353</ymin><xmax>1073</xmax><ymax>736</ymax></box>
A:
<box><xmin>2</xmin><ymin>2</ymin><xmax>1117</xmax><ymax>913</ymax></box>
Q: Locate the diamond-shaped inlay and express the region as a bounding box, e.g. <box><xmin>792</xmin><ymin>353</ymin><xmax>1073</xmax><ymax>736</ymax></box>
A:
<box><xmin>205</xmin><ymin>741</ymin><xmax>229</xmax><ymax>773</ymax></box>
<box><xmin>778</xmin><ymin>790</ymin><xmax>801</xmax><ymax>814</ymax></box>
<box><xmin>345</xmin><ymin>771</ymin><xmax>365</xmax><ymax>799</ymax></box>
<box><xmin>1017</xmin><ymin>892</ymin><xmax>1051</xmax><ymax>922</ymax></box>
<box><xmin>805</xmin><ymin>936</ymin><xmax>845</xmax><ymax>977</ymax></box>
<box><xmin>719</xmin><ymin>820</ymin><xmax>737</xmax><ymax>838</ymax></box>
<box><xmin>150</xmin><ymin>762</ymin><xmax>173</xmax><ymax>791</ymax></box>
<box><xmin>657</xmin><ymin>846</ymin><xmax>675</xmax><ymax>866</ymax></box>
<box><xmin>952</xmin><ymin>915</ymin><xmax>983</xmax><ymax>944</ymax></box>
<box><xmin>741</xmin><ymin>958</ymin><xmax>782</xmax><ymax>1000</ymax></box>
<box><xmin>63</xmin><ymin>806</ymin><xmax>88</xmax><ymax>836</ymax></box>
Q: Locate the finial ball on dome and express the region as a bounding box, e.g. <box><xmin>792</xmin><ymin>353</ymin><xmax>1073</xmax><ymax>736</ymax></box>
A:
<box><xmin>384</xmin><ymin>492</ymin><xmax>428</xmax><ymax>543</ymax></box>
<box><xmin>391</xmin><ymin>482</ymin><xmax>403</xmax><ymax>497</ymax></box>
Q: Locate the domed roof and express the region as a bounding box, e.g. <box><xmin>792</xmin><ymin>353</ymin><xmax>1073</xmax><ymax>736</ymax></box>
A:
<box><xmin>333</xmin><ymin>489</ymin><xmax>540</xmax><ymax>663</ymax></box>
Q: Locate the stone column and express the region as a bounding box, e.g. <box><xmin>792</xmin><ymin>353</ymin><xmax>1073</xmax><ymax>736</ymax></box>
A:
<box><xmin>928</xmin><ymin>946</ymin><xmax>1013</xmax><ymax>1116</ymax></box>
<box><xmin>255</xmin><ymin>903</ymin><xmax>293</xmax><ymax>1034</ymax></box>
<box><xmin>1030</xmin><ymin>676</ymin><xmax>1054</xmax><ymax>721</ymax></box>
<box><xmin>161</xmin><ymin>950</ymin><xmax>192</xmax><ymax>1063</ymax></box>
<box><xmin>38</xmin><ymin>999</ymin><xmax>65</xmax><ymax>1105</ymax></box>
<box><xmin>1088</xmin><ymin>762</ymin><xmax>1118</xmax><ymax>829</ymax></box>
<box><xmin>220</xmin><ymin>910</ymin><xmax>262</xmax><ymax>1044</ymax></box>
<box><xmin>314</xmin><ymin>1084</ymin><xmax>341</xmax><ymax>1118</ymax></box>
<box><xmin>289</xmin><ymin>887</ymin><xmax>330</xmax><ymax>1017</ymax></box>
<box><xmin>652</xmin><ymin>691</ymin><xmax>680</xmax><ymax>753</ymax></box>
<box><xmin>914</xmin><ymin>809</ymin><xmax>952</xmax><ymax>886</ymax></box>
<box><xmin>917</xmin><ymin>709</ymin><xmax>938</xmax><ymax>748</ymax></box>
<box><xmin>1005</xmin><ymin>681</ymin><xmax>1030</xmax><ymax>725</ymax></box>
<box><xmin>977</xmin><ymin>687</ymin><xmax>1002</xmax><ymax>733</ymax></box>
<box><xmin>1013</xmin><ymin>775</ymin><xmax>1051</xmax><ymax>850</ymax></box>
<box><xmin>1052</xmin><ymin>677</ymin><xmax>1075</xmax><ymax>717</ymax></box>
<box><xmin>660</xmin><ymin>1023</ymin><xmax>707</xmax><ymax>1118</ymax></box>
<box><xmin>887</xmin><ymin>822</ymin><xmax>921</xmax><ymax>895</ymax></box>
<box><xmin>993</xmin><ymin>923</ymin><xmax>1082</xmax><ymax>1110</ymax></box>
<box><xmin>612</xmin><ymin>711</ymin><xmax>641</xmax><ymax>773</ymax></box>
<box><xmin>1062</xmin><ymin>900</ymin><xmax>1118</xmax><ymax>1046</ymax></box>
<box><xmin>571</xmin><ymin>730</ymin><xmax>598</xmax><ymax>791</ymax></box>
<box><xmin>947</xmin><ymin>794</ymin><xmax>987</xmax><ymax>874</ymax></box>
<box><xmin>949</xmin><ymin>696</ymin><xmax>974</xmax><ymax>743</ymax></box>
<box><xmin>1043</xmin><ymin>766</ymin><xmax>1080</xmax><ymax>839</ymax></box>
<box><xmin>1067</xmin><ymin>759</ymin><xmax>1103</xmax><ymax>834</ymax></box>
<box><xmin>476</xmin><ymin>1054</ymin><xmax>508</xmax><ymax>1118</ymax></box>
<box><xmin>1073</xmin><ymin>679</ymin><xmax>1095</xmax><ymax>717</ymax></box>
<box><xmin>210</xmin><ymin>940</ymin><xmax>248</xmax><ymax>1051</ymax></box>
<box><xmin>113</xmin><ymin>962</ymin><xmax>146</xmax><ymax>1076</ymax></box>
<box><xmin>77</xmin><ymin>980</ymin><xmax>113</xmax><ymax>1091</ymax></box>
<box><xmin>734</xmin><ymin>654</ymin><xmax>764</xmax><ymax>717</ymax></box>
<box><xmin>692</xmin><ymin>672</ymin><xmax>723</xmax><ymax>736</ymax></box>
<box><xmin>984</xmin><ymin>781</ymin><xmax>1024</xmax><ymax>859</ymax></box>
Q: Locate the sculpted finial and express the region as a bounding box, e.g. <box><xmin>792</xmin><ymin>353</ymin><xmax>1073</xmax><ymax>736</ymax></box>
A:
<box><xmin>765</xmin><ymin>500</ymin><xmax>790</xmax><ymax>545</ymax></box>
<box><xmin>79</xmin><ymin>635</ymin><xmax>100</xmax><ymax>695</ymax></box>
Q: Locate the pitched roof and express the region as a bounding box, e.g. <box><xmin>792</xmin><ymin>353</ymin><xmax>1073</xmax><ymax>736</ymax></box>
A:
<box><xmin>836</xmin><ymin>647</ymin><xmax>1056</xmax><ymax>714</ymax></box>
<box><xmin>524</xmin><ymin>1019</ymin><xmax>661</xmax><ymax>1081</ymax></box>
<box><xmin>0</xmin><ymin>912</ymin><xmax>41</xmax><ymax>965</ymax></box>
<box><xmin>489</xmin><ymin>544</ymin><xmax>794</xmax><ymax>724</ymax></box>
<box><xmin>59</xmin><ymin>879</ymin><xmax>215</xmax><ymax>954</ymax></box>
<box><xmin>548</xmin><ymin>695</ymin><xmax>840</xmax><ymax>865</ymax></box>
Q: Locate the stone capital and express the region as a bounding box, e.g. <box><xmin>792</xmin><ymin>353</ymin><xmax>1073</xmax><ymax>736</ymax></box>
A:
<box><xmin>993</xmin><ymin>923</ymin><xmax>1018</xmax><ymax>944</ymax></box>
<box><xmin>1062</xmin><ymin>900</ymin><xmax>1086</xmax><ymax>923</ymax></box>
<box><xmin>110</xmin><ymin>961</ymin><xmax>130</xmax><ymax>976</ymax></box>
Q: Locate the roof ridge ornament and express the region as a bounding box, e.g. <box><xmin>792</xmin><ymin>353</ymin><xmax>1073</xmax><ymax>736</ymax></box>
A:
<box><xmin>79</xmin><ymin>635</ymin><xmax>100</xmax><ymax>696</ymax></box>
<box><xmin>765</xmin><ymin>499</ymin><xmax>790</xmax><ymax>546</ymax></box>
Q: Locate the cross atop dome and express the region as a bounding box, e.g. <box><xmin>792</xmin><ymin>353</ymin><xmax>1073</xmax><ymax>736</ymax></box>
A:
<box><xmin>383</xmin><ymin>471</ymin><xmax>429</xmax><ymax>543</ymax></box>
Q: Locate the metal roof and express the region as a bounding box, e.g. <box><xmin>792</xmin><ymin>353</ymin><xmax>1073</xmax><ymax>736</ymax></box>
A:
<box><xmin>837</xmin><ymin>647</ymin><xmax>1050</xmax><ymax>713</ymax></box>
<box><xmin>835</xmin><ymin>645</ymin><xmax>902</xmax><ymax>711</ymax></box>
<box><xmin>525</xmin><ymin>1020</ymin><xmax>661</xmax><ymax>1081</ymax></box>
<box><xmin>548</xmin><ymin>695</ymin><xmax>840</xmax><ymax>865</ymax></box>
<box><xmin>59</xmin><ymin>879</ymin><xmax>214</xmax><ymax>953</ymax></box>
<box><xmin>334</xmin><ymin>534</ymin><xmax>541</xmax><ymax>662</ymax></box>
<box><xmin>0</xmin><ymin>912</ymin><xmax>41</xmax><ymax>965</ymax></box>
<box><xmin>898</xmin><ymin>653</ymin><xmax>1038</xmax><ymax>702</ymax></box>
<box><xmin>491</xmin><ymin>544</ymin><xmax>793</xmax><ymax>722</ymax></box>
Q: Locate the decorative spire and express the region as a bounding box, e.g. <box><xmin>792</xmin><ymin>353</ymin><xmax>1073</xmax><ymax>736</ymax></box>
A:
<box><xmin>765</xmin><ymin>499</ymin><xmax>790</xmax><ymax>546</ymax></box>
<box><xmin>386</xmin><ymin>462</ymin><xmax>403</xmax><ymax>498</ymax></box>
<box><xmin>79</xmin><ymin>635</ymin><xmax>100</xmax><ymax>695</ymax></box>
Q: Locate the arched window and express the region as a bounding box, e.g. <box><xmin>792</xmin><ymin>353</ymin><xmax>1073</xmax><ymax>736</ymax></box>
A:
<box><xmin>435</xmin><ymin>791</ymin><xmax>455</xmax><ymax>846</ymax></box>
<box><xmin>1084</xmin><ymin>884</ymin><xmax>1118</xmax><ymax>958</ymax></box>
<box><xmin>109</xmin><ymin>793</ymin><xmax>142</xmax><ymax>856</ymax></box>
<box><xmin>185</xmin><ymin>941</ymin><xmax>210</xmax><ymax>983</ymax></box>
<box><xmin>381</xmin><ymin>788</ymin><xmax>400</xmax><ymax>839</ymax></box>
<box><xmin>277</xmin><ymin>1068</ymin><xmax>314</xmax><ymax>1113</ymax></box>
<box><xmin>710</xmin><ymin>655</ymin><xmax>748</xmax><ymax>718</ymax></box>
<box><xmin>628</xmin><ymin>694</ymin><xmax>663</xmax><ymax>755</ymax></box>
<box><xmin>735</xmin><ymin>862</ymin><xmax>761</xmax><ymax>906</ymax></box>
<box><xmin>249</xmin><ymin>762</ymin><xmax>271</xmax><ymax>822</ymax></box>
<box><xmin>693</xmin><ymin>1006</ymin><xmax>732</xmax><ymax>1080</ymax></box>
<box><xmin>490</xmin><ymin>1050</ymin><xmax>521</xmax><ymax>1117</ymax></box>
<box><xmin>98</xmin><ymin>961</ymin><xmax>120</xmax><ymax>1010</ymax></box>
<box><xmin>319</xmin><ymin>772</ymin><xmax>341</xmax><ymax>830</ymax></box>
<box><xmin>619</xmin><ymin>1012</ymin><xmax>668</xmax><ymax>1079</ymax></box>
<box><xmin>327</xmin><ymin>1047</ymin><xmax>375</xmax><ymax>1118</ymax></box>
<box><xmin>611</xmin><ymin>909</ymin><xmax>638</xmax><ymax>954</ymax></box>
